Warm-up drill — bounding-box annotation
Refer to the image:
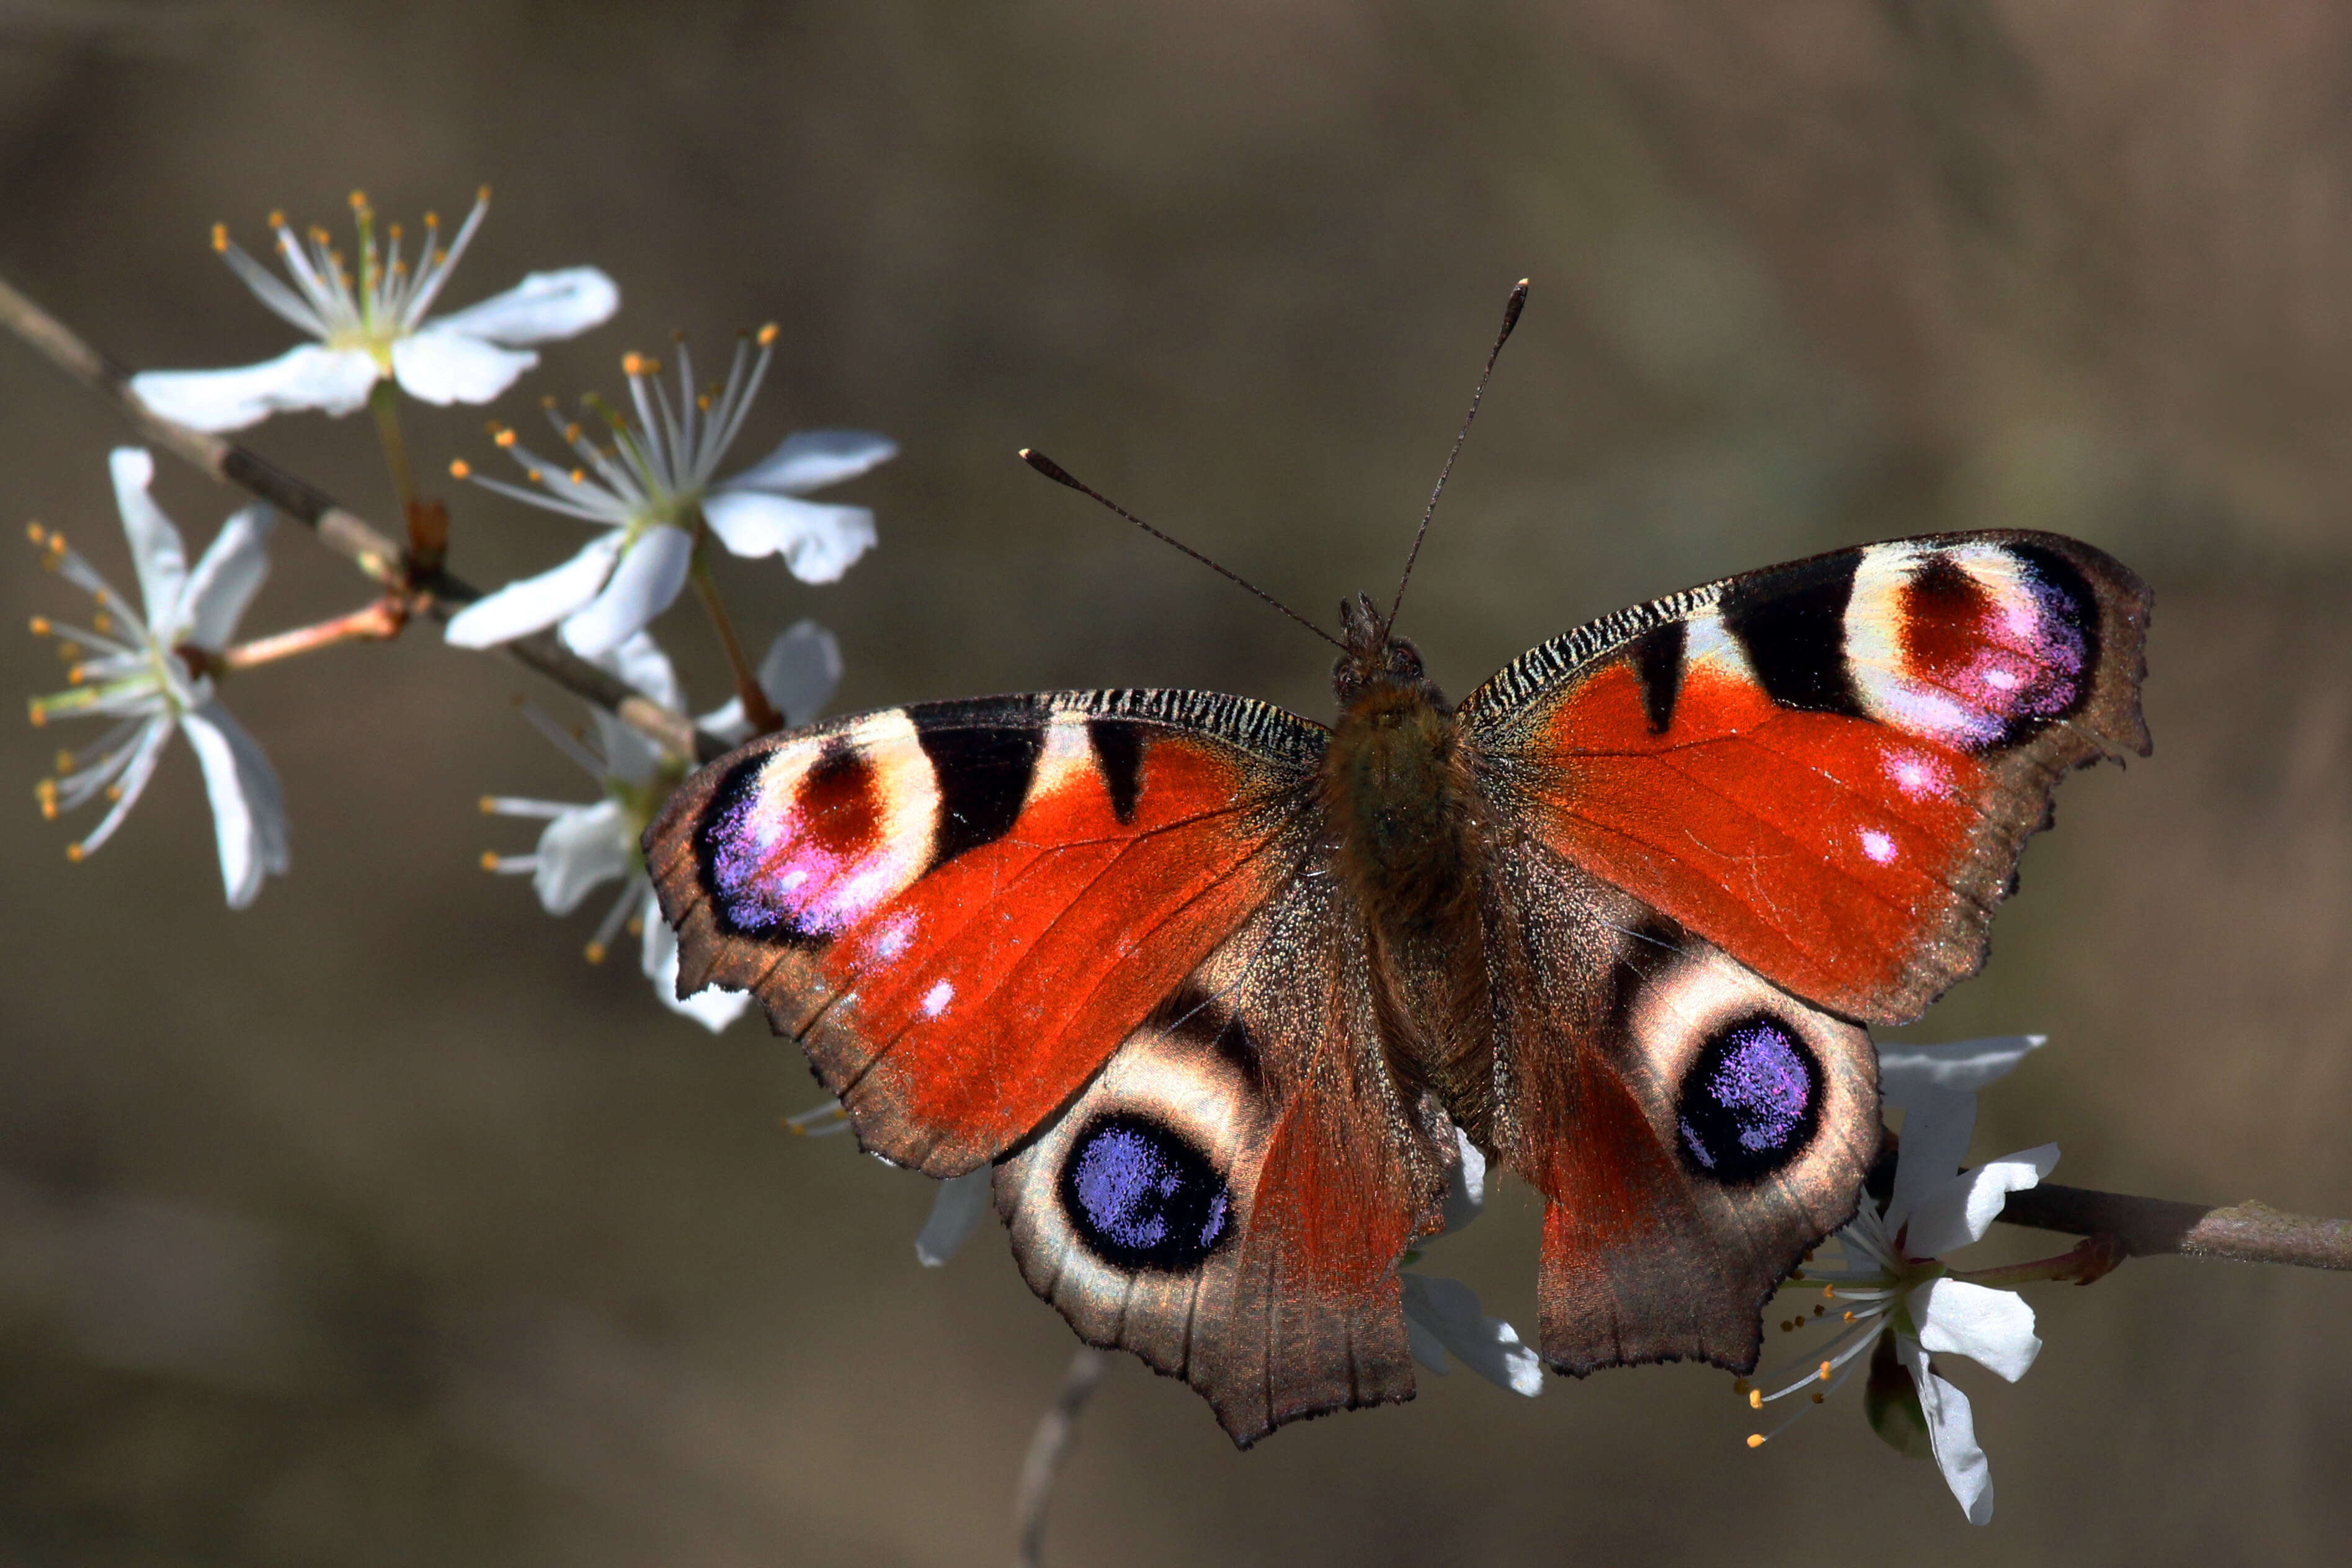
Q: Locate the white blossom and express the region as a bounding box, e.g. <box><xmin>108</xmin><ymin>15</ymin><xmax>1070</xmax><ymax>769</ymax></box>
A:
<box><xmin>480</xmin><ymin>624</ymin><xmax>840</xmax><ymax>1028</ymax></box>
<box><xmin>26</xmin><ymin>449</ymin><xmax>287</xmax><ymax>907</ymax></box>
<box><xmin>443</xmin><ymin>330</ymin><xmax>893</xmax><ymax>659</ymax></box>
<box><xmin>130</xmin><ymin>190</ymin><xmax>617</xmax><ymax>432</ymax></box>
<box><xmin>1399</xmin><ymin>1129</ymin><xmax>1545</xmax><ymax>1397</ymax></box>
<box><xmin>1741</xmin><ymin>1035</ymin><xmax>2055</xmax><ymax>1525</ymax></box>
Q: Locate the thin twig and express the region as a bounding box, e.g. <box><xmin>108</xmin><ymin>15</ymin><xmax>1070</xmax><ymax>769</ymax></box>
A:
<box><xmin>1999</xmin><ymin>1184</ymin><xmax>2352</xmax><ymax>1270</ymax></box>
<box><xmin>1013</xmin><ymin>1346</ymin><xmax>1108</xmax><ymax>1568</ymax></box>
<box><xmin>0</xmin><ymin>269</ymin><xmax>726</xmax><ymax>763</ymax></box>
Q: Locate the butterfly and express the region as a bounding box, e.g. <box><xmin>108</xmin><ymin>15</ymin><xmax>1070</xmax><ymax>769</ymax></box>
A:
<box><xmin>643</xmin><ymin>297</ymin><xmax>2152</xmax><ymax>1448</ymax></box>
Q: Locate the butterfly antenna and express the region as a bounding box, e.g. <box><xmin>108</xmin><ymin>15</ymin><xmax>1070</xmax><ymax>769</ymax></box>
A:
<box><xmin>1018</xmin><ymin>448</ymin><xmax>1346</xmax><ymax>651</ymax></box>
<box><xmin>1388</xmin><ymin>278</ymin><xmax>1529</xmax><ymax>632</ymax></box>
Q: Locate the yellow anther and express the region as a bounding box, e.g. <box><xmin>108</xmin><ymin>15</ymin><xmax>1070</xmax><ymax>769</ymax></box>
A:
<box><xmin>478</xmin><ymin>796</ymin><xmax>497</xmax><ymax>814</ymax></box>
<box><xmin>1842</xmin><ymin>1311</ymin><xmax>1855</xmax><ymax>1322</ymax></box>
<box><xmin>310</xmin><ymin>225</ymin><xmax>329</xmax><ymax>244</ymax></box>
<box><xmin>625</xmin><ymin>916</ymin><xmax>643</xmax><ymax>937</ymax></box>
<box><xmin>211</xmin><ymin>223</ymin><xmax>229</xmax><ymax>252</ymax></box>
<box><xmin>424</xmin><ymin>211</ymin><xmax>439</xmax><ymax>228</ymax></box>
<box><xmin>1748</xmin><ymin>1388</ymin><xmax>1762</xmax><ymax>1410</ymax></box>
<box><xmin>697</xmin><ymin>394</ymin><xmax>712</xmax><ymax>412</ymax></box>
<box><xmin>448</xmin><ymin>459</ymin><xmax>472</xmax><ymax>479</ymax></box>
<box><xmin>569</xmin><ymin>468</ymin><xmax>586</xmax><ymax>485</ymax></box>
<box><xmin>267</xmin><ymin>209</ymin><xmax>286</xmax><ymax>229</ymax></box>
<box><xmin>583</xmin><ymin>941</ymin><xmax>607</xmax><ymax>964</ymax></box>
<box><xmin>28</xmin><ymin>616</ymin><xmax>49</xmax><ymax>635</ymax></box>
<box><xmin>103</xmin><ymin>784</ymin><xmax>122</xmax><ymax>801</ymax></box>
<box><xmin>66</xmin><ymin>665</ymin><xmax>85</xmax><ymax>685</ymax></box>
<box><xmin>27</xmin><ymin>705</ymin><xmax>44</xmax><ymax>728</ymax></box>
<box><xmin>391</xmin><ymin>260</ymin><xmax>408</xmax><ymax>277</ymax></box>
<box><xmin>65</xmin><ymin>843</ymin><xmax>83</xmax><ymax>862</ymax></box>
<box><xmin>53</xmin><ymin>752</ymin><xmax>72</xmax><ymax>772</ymax></box>
<box><xmin>349</xmin><ymin>189</ymin><xmax>368</xmax><ymax>209</ymax></box>
<box><xmin>621</xmin><ymin>351</ymin><xmax>651</xmax><ymax>376</ymax></box>
<box><xmin>389</xmin><ymin>223</ymin><xmax>403</xmax><ymax>239</ymax></box>
<box><xmin>477</xmin><ymin>183</ymin><xmax>492</xmax><ymax>202</ymax></box>
<box><xmin>525</xmin><ymin>469</ymin><xmax>543</xmax><ymax>484</ymax></box>
<box><xmin>478</xmin><ymin>850</ymin><xmax>499</xmax><ymax>871</ymax></box>
<box><xmin>494</xmin><ymin>428</ymin><xmax>517</xmax><ymax>448</ymax></box>
<box><xmin>757</xmin><ymin>322</ymin><xmax>779</xmax><ymax>346</ymax></box>
<box><xmin>433</xmin><ymin>248</ymin><xmax>448</xmax><ymax>267</ymax></box>
<box><xmin>92</xmin><ymin>613</ymin><xmax>110</xmax><ymax>633</ymax></box>
<box><xmin>564</xmin><ymin>423</ymin><xmax>582</xmax><ymax>443</ymax></box>
<box><xmin>1817</xmin><ymin>1361</ymin><xmax>1832</xmax><ymax>1381</ymax></box>
<box><xmin>1823</xmin><ymin>1285</ymin><xmax>1836</xmax><ymax>1299</ymax></box>
<box><xmin>541</xmin><ymin>395</ymin><xmax>559</xmax><ymax>410</ymax></box>
<box><xmin>1746</xmin><ymin>1434</ymin><xmax>1765</xmax><ymax>1449</ymax></box>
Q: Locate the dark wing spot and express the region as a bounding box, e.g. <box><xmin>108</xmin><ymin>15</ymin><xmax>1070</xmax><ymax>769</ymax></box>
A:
<box><xmin>914</xmin><ymin>701</ymin><xmax>1046</xmax><ymax>866</ymax></box>
<box><xmin>1628</xmin><ymin>621</ymin><xmax>1688</xmax><ymax>735</ymax></box>
<box><xmin>1897</xmin><ymin>553</ymin><xmax>1995</xmax><ymax>686</ymax></box>
<box><xmin>1057</xmin><ymin>1113</ymin><xmax>1233</xmax><ymax>1272</ymax></box>
<box><xmin>1721</xmin><ymin>551</ymin><xmax>1867</xmax><ymax>718</ymax></box>
<box><xmin>1674</xmin><ymin>1013</ymin><xmax>1822</xmax><ymax>1185</ymax></box>
<box><xmin>798</xmin><ymin>742</ymin><xmax>880</xmax><ymax>857</ymax></box>
<box><xmin>1087</xmin><ymin>718</ymin><xmax>1147</xmax><ymax>825</ymax></box>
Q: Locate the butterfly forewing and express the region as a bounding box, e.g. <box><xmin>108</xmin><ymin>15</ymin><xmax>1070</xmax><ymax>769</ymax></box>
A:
<box><xmin>643</xmin><ymin>690</ymin><xmax>1325</xmax><ymax>1175</ymax></box>
<box><xmin>1462</xmin><ymin>530</ymin><xmax>2152</xmax><ymax>1025</ymax></box>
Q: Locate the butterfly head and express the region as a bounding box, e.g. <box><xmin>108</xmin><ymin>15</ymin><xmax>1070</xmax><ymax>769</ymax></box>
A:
<box><xmin>1333</xmin><ymin>590</ymin><xmax>1440</xmax><ymax>710</ymax></box>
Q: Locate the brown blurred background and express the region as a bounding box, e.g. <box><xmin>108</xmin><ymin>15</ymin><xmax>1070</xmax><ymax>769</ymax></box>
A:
<box><xmin>2</xmin><ymin>1</ymin><xmax>2350</xmax><ymax>1562</ymax></box>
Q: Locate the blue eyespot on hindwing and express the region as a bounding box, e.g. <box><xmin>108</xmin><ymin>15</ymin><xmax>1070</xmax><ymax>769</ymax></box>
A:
<box><xmin>1675</xmin><ymin>1013</ymin><xmax>1824</xmax><ymax>1185</ymax></box>
<box><xmin>1056</xmin><ymin>1112</ymin><xmax>1232</xmax><ymax>1272</ymax></box>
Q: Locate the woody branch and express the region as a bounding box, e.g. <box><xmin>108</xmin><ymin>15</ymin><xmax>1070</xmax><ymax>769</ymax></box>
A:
<box><xmin>0</xmin><ymin>269</ymin><xmax>727</xmax><ymax>764</ymax></box>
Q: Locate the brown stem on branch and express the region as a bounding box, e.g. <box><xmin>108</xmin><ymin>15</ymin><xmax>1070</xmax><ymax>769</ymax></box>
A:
<box><xmin>1998</xmin><ymin>1185</ymin><xmax>2352</xmax><ymax>1270</ymax></box>
<box><xmin>0</xmin><ymin>269</ymin><xmax>726</xmax><ymax>764</ymax></box>
<box><xmin>1012</xmin><ymin>1347</ymin><xmax>1108</xmax><ymax>1568</ymax></box>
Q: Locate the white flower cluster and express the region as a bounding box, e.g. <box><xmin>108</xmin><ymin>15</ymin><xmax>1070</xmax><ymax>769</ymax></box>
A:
<box><xmin>27</xmin><ymin>190</ymin><xmax>889</xmax><ymax>1041</ymax></box>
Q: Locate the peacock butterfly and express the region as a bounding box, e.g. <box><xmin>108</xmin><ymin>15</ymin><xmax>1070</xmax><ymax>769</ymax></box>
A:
<box><xmin>641</xmin><ymin>288</ymin><xmax>2152</xmax><ymax>1446</ymax></box>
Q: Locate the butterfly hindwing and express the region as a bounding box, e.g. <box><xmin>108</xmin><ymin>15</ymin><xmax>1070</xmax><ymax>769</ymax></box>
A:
<box><xmin>1462</xmin><ymin>530</ymin><xmax>2152</xmax><ymax>1025</ymax></box>
<box><xmin>643</xmin><ymin>690</ymin><xmax>1324</xmax><ymax>1175</ymax></box>
<box><xmin>994</xmin><ymin>864</ymin><xmax>1451</xmax><ymax>1446</ymax></box>
<box><xmin>1480</xmin><ymin>838</ymin><xmax>1878</xmax><ymax>1373</ymax></box>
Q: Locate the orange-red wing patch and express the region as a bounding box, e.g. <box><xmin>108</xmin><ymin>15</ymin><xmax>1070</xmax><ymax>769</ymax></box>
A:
<box><xmin>644</xmin><ymin>693</ymin><xmax>1327</xmax><ymax>1175</ymax></box>
<box><xmin>1521</xmin><ymin>660</ymin><xmax>1985</xmax><ymax>1019</ymax></box>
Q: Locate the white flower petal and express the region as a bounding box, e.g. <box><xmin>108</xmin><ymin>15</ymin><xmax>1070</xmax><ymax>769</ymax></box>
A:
<box><xmin>107</xmin><ymin>448</ymin><xmax>187</xmax><ymax>627</ymax></box>
<box><xmin>915</xmin><ymin>1170</ymin><xmax>994</xmax><ymax>1267</ymax></box>
<box><xmin>389</xmin><ymin>328</ymin><xmax>540</xmax><ymax>406</ymax></box>
<box><xmin>1438</xmin><ymin>1125</ymin><xmax>1487</xmax><ymax>1235</ymax></box>
<box><xmin>131</xmin><ymin>345</ymin><xmax>380</xmax><ymax>432</ymax></box>
<box><xmin>1399</xmin><ymin>1273</ymin><xmax>1544</xmax><ymax>1396</ymax></box>
<box><xmin>559</xmin><ymin>527</ymin><xmax>695</xmax><ymax>659</ymax></box>
<box><xmin>1881</xmin><ymin>1035</ymin><xmax>2046</xmax><ymax>1103</ymax></box>
<box><xmin>1910</xmin><ymin>1278</ymin><xmax>2042</xmax><ymax>1383</ymax></box>
<box><xmin>639</xmin><ymin>898</ymin><xmax>750</xmax><ymax>1031</ymax></box>
<box><xmin>758</xmin><ymin>618</ymin><xmax>842</xmax><ymax>727</ymax></box>
<box><xmin>1904</xmin><ymin>1143</ymin><xmax>2062</xmax><ymax>1258</ymax></box>
<box><xmin>1887</xmin><ymin>1087</ymin><xmax>1979</xmax><ymax>1236</ymax></box>
<box><xmin>177</xmin><ymin>506</ymin><xmax>275</xmax><ymax>648</ymax></box>
<box><xmin>444</xmin><ymin>535</ymin><xmax>624</xmax><ymax>649</ymax></box>
<box><xmin>1898</xmin><ymin>1335</ymin><xmax>1996</xmax><ymax>1524</ymax></box>
<box><xmin>697</xmin><ymin>697</ymin><xmax>754</xmax><ymax>746</ymax></box>
<box><xmin>179</xmin><ymin>703</ymin><xmax>289</xmax><ymax>909</ymax></box>
<box><xmin>723</xmin><ymin>428</ymin><xmax>898</xmax><ymax>495</ymax></box>
<box><xmin>531</xmin><ymin>800</ymin><xmax>632</xmax><ymax>915</ymax></box>
<box><xmin>700</xmin><ymin>491</ymin><xmax>875</xmax><ymax>583</ymax></box>
<box><xmin>426</xmin><ymin>267</ymin><xmax>620</xmax><ymax>345</ymax></box>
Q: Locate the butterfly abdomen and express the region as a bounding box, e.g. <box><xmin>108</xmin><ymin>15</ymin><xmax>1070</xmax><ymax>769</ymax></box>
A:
<box><xmin>1324</xmin><ymin>669</ymin><xmax>1495</xmax><ymax>1129</ymax></box>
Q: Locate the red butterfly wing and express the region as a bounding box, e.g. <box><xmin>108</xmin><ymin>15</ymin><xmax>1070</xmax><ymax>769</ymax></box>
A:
<box><xmin>649</xmin><ymin>690</ymin><xmax>1448</xmax><ymax>1444</ymax></box>
<box><xmin>1463</xmin><ymin>531</ymin><xmax>2151</xmax><ymax>1025</ymax></box>
<box><xmin>644</xmin><ymin>692</ymin><xmax>1320</xmax><ymax>1175</ymax></box>
<box><xmin>1461</xmin><ymin>529</ymin><xmax>2149</xmax><ymax>1373</ymax></box>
